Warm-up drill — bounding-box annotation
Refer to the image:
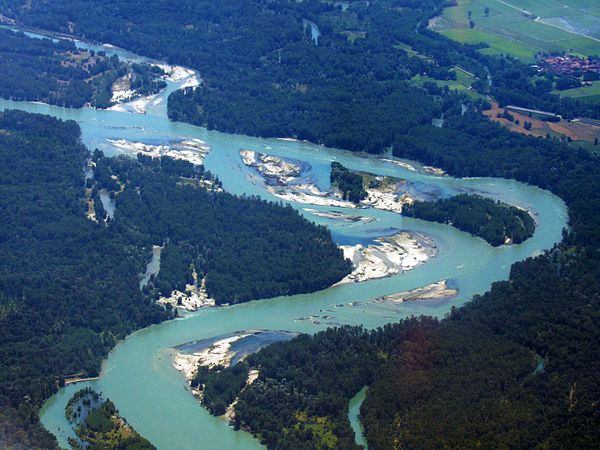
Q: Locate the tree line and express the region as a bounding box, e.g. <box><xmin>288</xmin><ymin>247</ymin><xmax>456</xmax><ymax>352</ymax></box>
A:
<box><xmin>330</xmin><ymin>162</ymin><xmax>367</xmax><ymax>203</ymax></box>
<box><xmin>0</xmin><ymin>27</ymin><xmax>166</xmax><ymax>108</ymax></box>
<box><xmin>403</xmin><ymin>193</ymin><xmax>535</xmax><ymax>246</ymax></box>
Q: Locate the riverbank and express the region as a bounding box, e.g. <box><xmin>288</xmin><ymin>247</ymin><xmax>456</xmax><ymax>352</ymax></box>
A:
<box><xmin>302</xmin><ymin>208</ymin><xmax>375</xmax><ymax>223</ymax></box>
<box><xmin>241</xmin><ymin>149</ymin><xmax>355</xmax><ymax>207</ymax></box>
<box><xmin>157</xmin><ymin>277</ymin><xmax>216</xmax><ymax>312</ymax></box>
<box><xmin>240</xmin><ymin>150</ymin><xmax>419</xmax><ymax>211</ymax></box>
<box><xmin>374</xmin><ymin>280</ymin><xmax>458</xmax><ymax>303</ymax></box>
<box><xmin>337</xmin><ymin>232</ymin><xmax>437</xmax><ymax>285</ymax></box>
<box><xmin>35</xmin><ymin>103</ymin><xmax>567</xmax><ymax>449</ymax></box>
<box><xmin>173</xmin><ymin>330</ymin><xmax>298</xmax><ymax>420</ymax></box>
<box><xmin>108</xmin><ymin>63</ymin><xmax>197</xmax><ymax>114</ymax></box>
<box><xmin>173</xmin><ymin>334</ymin><xmax>248</xmax><ymax>381</ymax></box>
<box><xmin>108</xmin><ymin>138</ymin><xmax>210</xmax><ymax>166</ymax></box>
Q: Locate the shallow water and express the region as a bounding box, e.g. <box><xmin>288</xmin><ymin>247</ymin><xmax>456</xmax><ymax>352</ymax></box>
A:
<box><xmin>303</xmin><ymin>19</ymin><xmax>321</xmax><ymax>45</ymax></box>
<box><xmin>349</xmin><ymin>386</ymin><xmax>368</xmax><ymax>448</ymax></box>
<box><xmin>98</xmin><ymin>189</ymin><xmax>116</xmax><ymax>219</ymax></box>
<box><xmin>0</xmin><ymin>31</ymin><xmax>568</xmax><ymax>450</ymax></box>
<box><xmin>140</xmin><ymin>246</ymin><xmax>162</xmax><ymax>289</ymax></box>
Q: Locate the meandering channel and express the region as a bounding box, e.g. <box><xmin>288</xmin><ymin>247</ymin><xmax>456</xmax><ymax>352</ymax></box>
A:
<box><xmin>0</xmin><ymin>31</ymin><xmax>568</xmax><ymax>450</ymax></box>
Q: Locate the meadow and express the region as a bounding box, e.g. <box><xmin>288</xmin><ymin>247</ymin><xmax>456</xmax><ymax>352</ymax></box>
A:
<box><xmin>411</xmin><ymin>65</ymin><xmax>485</xmax><ymax>99</ymax></box>
<box><xmin>555</xmin><ymin>80</ymin><xmax>600</xmax><ymax>104</ymax></box>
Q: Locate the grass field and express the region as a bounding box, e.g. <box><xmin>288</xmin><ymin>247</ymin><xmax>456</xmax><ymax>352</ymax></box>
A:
<box><xmin>411</xmin><ymin>65</ymin><xmax>485</xmax><ymax>99</ymax></box>
<box><xmin>555</xmin><ymin>81</ymin><xmax>600</xmax><ymax>104</ymax></box>
<box><xmin>393</xmin><ymin>42</ymin><xmax>433</xmax><ymax>61</ymax></box>
<box><xmin>430</xmin><ymin>0</ymin><xmax>600</xmax><ymax>61</ymax></box>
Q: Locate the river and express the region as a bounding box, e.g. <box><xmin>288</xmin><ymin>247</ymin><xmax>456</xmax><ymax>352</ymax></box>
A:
<box><xmin>0</xmin><ymin>30</ymin><xmax>568</xmax><ymax>450</ymax></box>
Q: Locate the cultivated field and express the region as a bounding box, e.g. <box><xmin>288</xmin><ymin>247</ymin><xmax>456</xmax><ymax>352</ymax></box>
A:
<box><xmin>430</xmin><ymin>0</ymin><xmax>600</xmax><ymax>61</ymax></box>
<box><xmin>483</xmin><ymin>101</ymin><xmax>600</xmax><ymax>143</ymax></box>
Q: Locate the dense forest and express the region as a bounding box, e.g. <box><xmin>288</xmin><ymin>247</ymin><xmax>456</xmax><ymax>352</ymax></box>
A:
<box><xmin>196</xmin><ymin>326</ymin><xmax>390</xmax><ymax>449</ymax></box>
<box><xmin>0</xmin><ymin>110</ymin><xmax>169</xmax><ymax>449</ymax></box>
<box><xmin>330</xmin><ymin>162</ymin><xmax>366</xmax><ymax>204</ymax></box>
<box><xmin>403</xmin><ymin>194</ymin><xmax>535</xmax><ymax>246</ymax></box>
<box><xmin>193</xmin><ymin>90</ymin><xmax>600</xmax><ymax>447</ymax></box>
<box><xmin>0</xmin><ymin>110</ymin><xmax>349</xmax><ymax>449</ymax></box>
<box><xmin>0</xmin><ymin>28</ymin><xmax>165</xmax><ymax>108</ymax></box>
<box><xmin>93</xmin><ymin>154</ymin><xmax>350</xmax><ymax>304</ymax></box>
<box><xmin>191</xmin><ymin>362</ymin><xmax>251</xmax><ymax>416</ymax></box>
<box><xmin>0</xmin><ymin>0</ymin><xmax>598</xmax><ymax>153</ymax></box>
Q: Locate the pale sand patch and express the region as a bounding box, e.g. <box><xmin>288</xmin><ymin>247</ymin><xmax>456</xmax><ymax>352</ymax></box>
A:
<box><xmin>108</xmin><ymin>138</ymin><xmax>210</xmax><ymax>166</ymax></box>
<box><xmin>158</xmin><ymin>277</ymin><xmax>216</xmax><ymax>312</ymax></box>
<box><xmin>153</xmin><ymin>64</ymin><xmax>196</xmax><ymax>82</ymax></box>
<box><xmin>336</xmin><ymin>232</ymin><xmax>436</xmax><ymax>285</ymax></box>
<box><xmin>267</xmin><ymin>186</ymin><xmax>356</xmax><ymax>208</ymax></box>
<box><xmin>374</xmin><ymin>280</ymin><xmax>457</xmax><ymax>303</ymax></box>
<box><xmin>360</xmin><ymin>187</ymin><xmax>413</xmax><ymax>213</ymax></box>
<box><xmin>110</xmin><ymin>73</ymin><xmax>133</xmax><ymax>103</ymax></box>
<box><xmin>107</xmin><ymin>92</ymin><xmax>162</xmax><ymax>114</ymax></box>
<box><xmin>381</xmin><ymin>158</ymin><xmax>417</xmax><ymax>172</ymax></box>
<box><xmin>180</xmin><ymin>76</ymin><xmax>200</xmax><ymax>89</ymax></box>
<box><xmin>275</xmin><ymin>137</ymin><xmax>307</xmax><ymax>143</ymax></box>
<box><xmin>240</xmin><ymin>149</ymin><xmax>301</xmax><ymax>183</ymax></box>
<box><xmin>302</xmin><ymin>208</ymin><xmax>375</xmax><ymax>223</ymax></box>
<box><xmin>422</xmin><ymin>165</ymin><xmax>447</xmax><ymax>176</ymax></box>
<box><xmin>173</xmin><ymin>334</ymin><xmax>250</xmax><ymax>381</ymax></box>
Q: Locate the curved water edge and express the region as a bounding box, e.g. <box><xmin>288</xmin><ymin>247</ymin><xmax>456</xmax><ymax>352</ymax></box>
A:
<box><xmin>29</xmin><ymin>104</ymin><xmax>567</xmax><ymax>449</ymax></box>
<box><xmin>0</xmin><ymin>29</ymin><xmax>568</xmax><ymax>450</ymax></box>
<box><xmin>303</xmin><ymin>19</ymin><xmax>321</xmax><ymax>45</ymax></box>
<box><xmin>349</xmin><ymin>386</ymin><xmax>369</xmax><ymax>448</ymax></box>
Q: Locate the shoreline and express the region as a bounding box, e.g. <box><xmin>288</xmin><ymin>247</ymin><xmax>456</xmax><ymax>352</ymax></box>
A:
<box><xmin>336</xmin><ymin>231</ymin><xmax>437</xmax><ymax>285</ymax></box>
<box><xmin>302</xmin><ymin>208</ymin><xmax>375</xmax><ymax>223</ymax></box>
<box><xmin>173</xmin><ymin>333</ymin><xmax>249</xmax><ymax>381</ymax></box>
<box><xmin>64</xmin><ymin>376</ymin><xmax>100</xmax><ymax>386</ymax></box>
<box><xmin>240</xmin><ymin>150</ymin><xmax>418</xmax><ymax>211</ymax></box>
<box><xmin>374</xmin><ymin>280</ymin><xmax>458</xmax><ymax>303</ymax></box>
<box><xmin>173</xmin><ymin>330</ymin><xmax>297</xmax><ymax>420</ymax></box>
<box><xmin>108</xmin><ymin>138</ymin><xmax>211</xmax><ymax>167</ymax></box>
<box><xmin>157</xmin><ymin>275</ymin><xmax>216</xmax><ymax>312</ymax></box>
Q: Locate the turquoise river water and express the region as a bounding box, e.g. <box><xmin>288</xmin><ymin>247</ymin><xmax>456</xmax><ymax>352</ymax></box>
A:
<box><xmin>0</xmin><ymin>31</ymin><xmax>568</xmax><ymax>450</ymax></box>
